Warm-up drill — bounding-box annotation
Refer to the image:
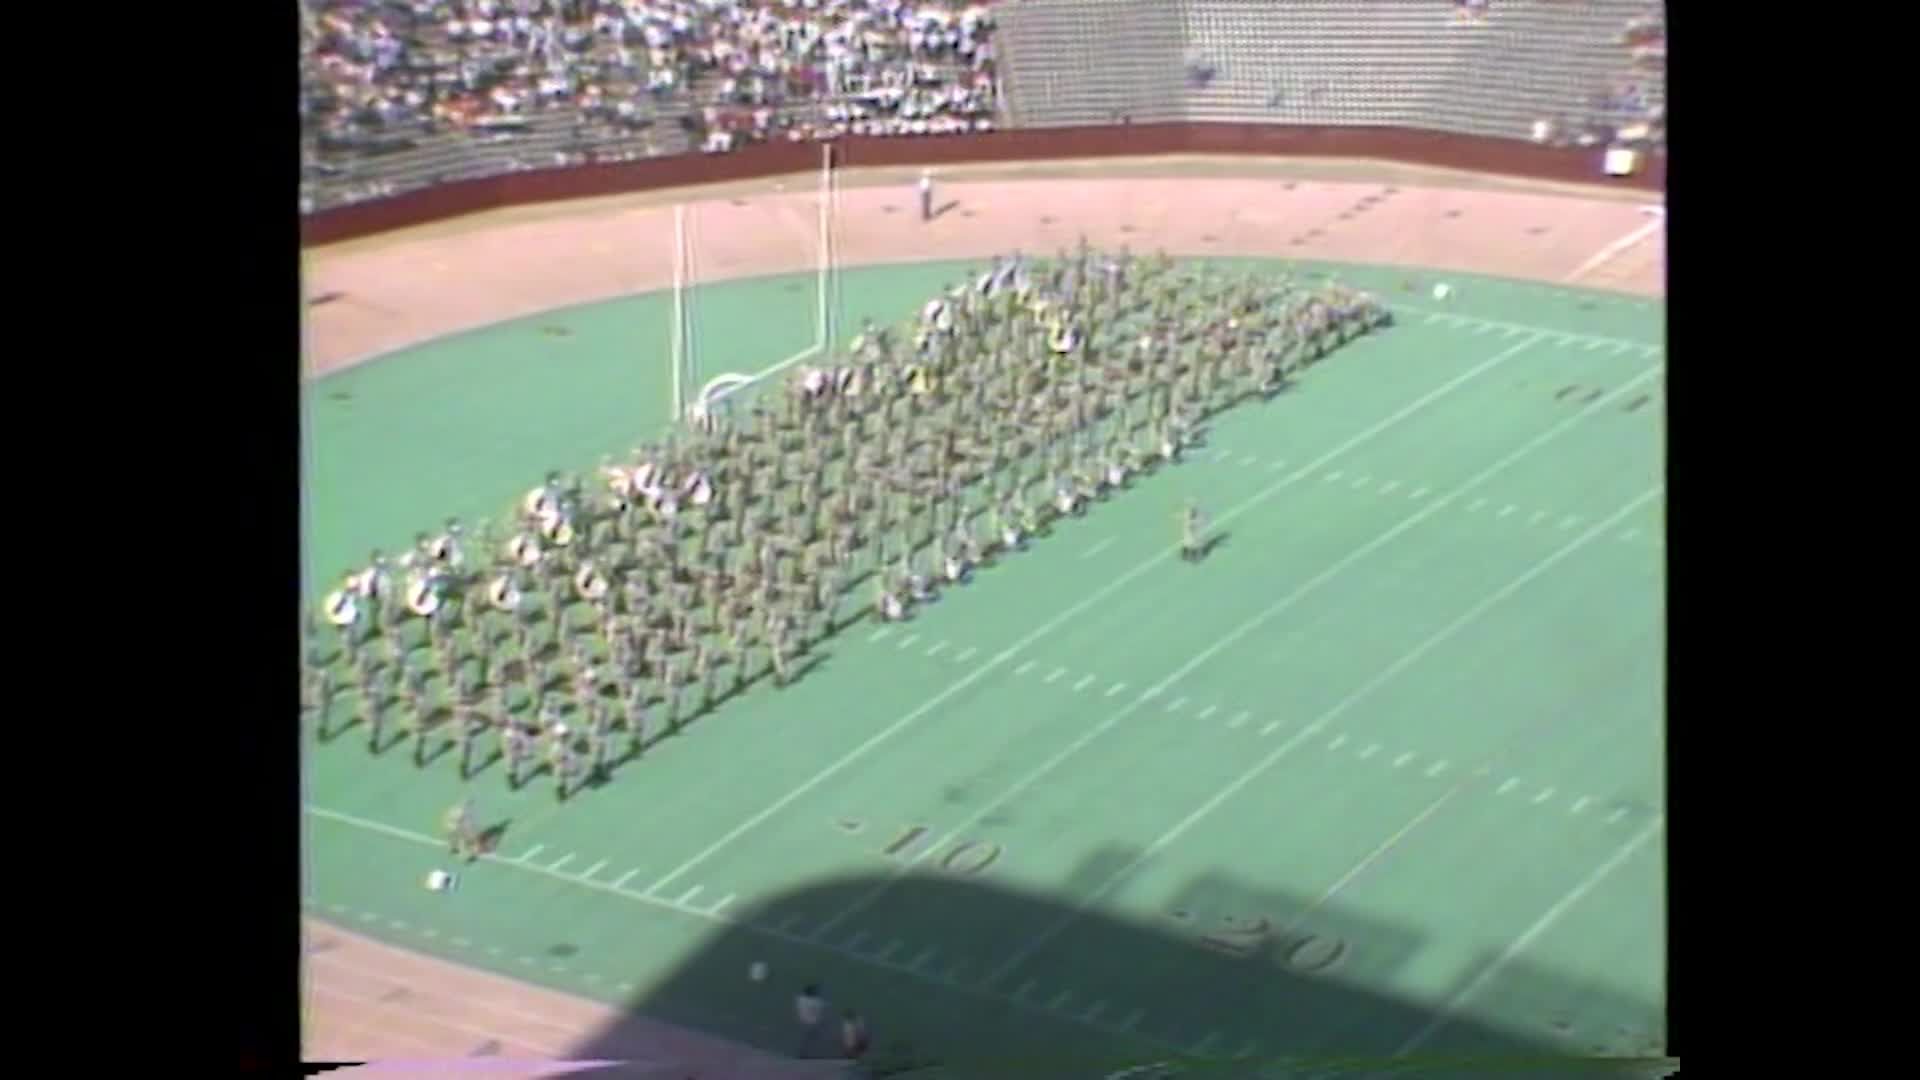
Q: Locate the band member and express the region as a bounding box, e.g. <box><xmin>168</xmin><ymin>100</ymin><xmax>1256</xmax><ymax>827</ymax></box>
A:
<box><xmin>499</xmin><ymin>719</ymin><xmax>527</xmax><ymax>790</ymax></box>
<box><xmin>443</xmin><ymin>797</ymin><xmax>480</xmax><ymax>859</ymax></box>
<box><xmin>548</xmin><ymin>723</ymin><xmax>577</xmax><ymax>802</ymax></box>
<box><xmin>1180</xmin><ymin>499</ymin><xmax>1207</xmax><ymax>562</ymax></box>
<box><xmin>587</xmin><ymin>699</ymin><xmax>614</xmax><ymax>781</ymax></box>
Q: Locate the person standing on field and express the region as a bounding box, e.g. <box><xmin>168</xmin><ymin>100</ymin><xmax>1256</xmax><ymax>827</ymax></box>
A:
<box><xmin>918</xmin><ymin>169</ymin><xmax>934</xmax><ymax>222</ymax></box>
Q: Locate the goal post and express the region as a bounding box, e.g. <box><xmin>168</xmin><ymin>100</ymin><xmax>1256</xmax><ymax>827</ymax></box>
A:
<box><xmin>676</xmin><ymin>141</ymin><xmax>836</xmax><ymax>430</ymax></box>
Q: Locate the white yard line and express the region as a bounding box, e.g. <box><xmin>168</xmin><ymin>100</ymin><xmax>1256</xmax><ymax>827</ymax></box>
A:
<box><xmin>637</xmin><ymin>340</ymin><xmax>1545</xmax><ymax>900</ymax></box>
<box><xmin>1563</xmin><ymin>214</ymin><xmax>1664</xmax><ymax>283</ymax></box>
<box><xmin>1394</xmin><ymin>305</ymin><xmax>1658</xmax><ymax>350</ymax></box>
<box><xmin>1391</xmin><ymin>814</ymin><xmax>1665</xmax><ymax>1057</ymax></box>
<box><xmin>810</xmin><ymin>376</ymin><xmax>1659</xmax><ymax>943</ymax></box>
<box><xmin>978</xmin><ymin>486</ymin><xmax>1663</xmax><ymax>986</ymax></box>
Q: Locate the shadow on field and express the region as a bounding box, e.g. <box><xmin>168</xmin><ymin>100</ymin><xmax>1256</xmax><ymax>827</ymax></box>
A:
<box><xmin>552</xmin><ymin>853</ymin><xmax>1667</xmax><ymax>1079</ymax></box>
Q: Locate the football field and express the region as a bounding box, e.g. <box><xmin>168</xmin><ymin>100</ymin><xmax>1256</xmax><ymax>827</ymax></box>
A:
<box><xmin>303</xmin><ymin>259</ymin><xmax>1665</xmax><ymax>1077</ymax></box>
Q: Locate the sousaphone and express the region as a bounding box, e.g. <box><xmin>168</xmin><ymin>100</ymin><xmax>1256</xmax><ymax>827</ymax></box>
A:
<box><xmin>683</xmin><ymin>471</ymin><xmax>715</xmax><ymax>507</ymax></box>
<box><xmin>349</xmin><ymin>564</ymin><xmax>387</xmax><ymax>599</ymax></box>
<box><xmin>323</xmin><ymin>587</ymin><xmax>359</xmax><ymax>628</ymax></box>
<box><xmin>507</xmin><ymin>532</ymin><xmax>542</xmax><ymax>568</ymax></box>
<box><xmin>574</xmin><ymin>562</ymin><xmax>610</xmax><ymax>601</ymax></box>
<box><xmin>427</xmin><ymin>531</ymin><xmax>463</xmax><ymax>569</ymax></box>
<box><xmin>487</xmin><ymin>573</ymin><xmax>523</xmax><ymax>612</ymax></box>
<box><xmin>539</xmin><ymin>509</ymin><xmax>575</xmax><ymax>546</ymax></box>
<box><xmin>523</xmin><ymin>484</ymin><xmax>560</xmax><ymax>519</ymax></box>
<box><xmin>405</xmin><ymin>571</ymin><xmax>443</xmax><ymax>617</ymax></box>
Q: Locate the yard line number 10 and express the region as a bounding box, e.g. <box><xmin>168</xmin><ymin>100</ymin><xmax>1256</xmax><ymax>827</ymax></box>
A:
<box><xmin>880</xmin><ymin>824</ymin><xmax>1004</xmax><ymax>876</ymax></box>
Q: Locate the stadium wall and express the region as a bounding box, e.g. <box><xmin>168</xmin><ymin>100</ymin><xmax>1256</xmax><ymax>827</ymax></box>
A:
<box><xmin>298</xmin><ymin>124</ymin><xmax>1665</xmax><ymax>248</ymax></box>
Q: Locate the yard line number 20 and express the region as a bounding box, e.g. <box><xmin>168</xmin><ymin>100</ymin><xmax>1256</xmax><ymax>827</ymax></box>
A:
<box><xmin>1187</xmin><ymin>913</ymin><xmax>1347</xmax><ymax>976</ymax></box>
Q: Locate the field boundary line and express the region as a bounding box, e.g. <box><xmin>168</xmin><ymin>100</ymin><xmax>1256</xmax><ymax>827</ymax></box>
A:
<box><xmin>640</xmin><ymin>334</ymin><xmax>1546</xmax><ymax>899</ymax></box>
<box><xmin>301</xmin><ymin>805</ymin><xmax>1188</xmax><ymax>1057</ymax></box>
<box><xmin>981</xmin><ymin>484</ymin><xmax>1665</xmax><ymax>986</ymax></box>
<box><xmin>815</xmin><ymin>364</ymin><xmax>1662</xmax><ymax>940</ymax></box>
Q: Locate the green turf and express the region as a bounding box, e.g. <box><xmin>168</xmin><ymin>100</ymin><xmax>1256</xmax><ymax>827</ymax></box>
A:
<box><xmin>302</xmin><ymin>259</ymin><xmax>1665</xmax><ymax>1074</ymax></box>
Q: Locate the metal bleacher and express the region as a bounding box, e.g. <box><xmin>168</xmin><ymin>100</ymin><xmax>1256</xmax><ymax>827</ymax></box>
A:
<box><xmin>996</xmin><ymin>0</ymin><xmax>1187</xmax><ymax>127</ymax></box>
<box><xmin>301</xmin><ymin>1</ymin><xmax>1666</xmax><ymax>212</ymax></box>
<box><xmin>998</xmin><ymin>0</ymin><xmax>1665</xmax><ymax>145</ymax></box>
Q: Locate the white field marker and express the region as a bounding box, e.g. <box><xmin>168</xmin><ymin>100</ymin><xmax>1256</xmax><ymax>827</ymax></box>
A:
<box><xmin>1328</xmin><ymin>734</ymin><xmax>1349</xmax><ymax>751</ymax></box>
<box><xmin>1381</xmin><ymin>480</ymin><xmax>1401</xmax><ymax>494</ymax></box>
<box><xmin>1500</xmin><ymin>505</ymin><xmax>1517</xmax><ymax>518</ymax></box>
<box><xmin>1084</xmin><ymin>1001</ymin><xmax>1108</xmax><ymax>1023</ymax></box>
<box><xmin>1260</xmin><ymin>720</ymin><xmax>1280</xmax><ymax>735</ymax></box>
<box><xmin>1607</xmin><ymin>807</ymin><xmax>1629</xmax><ymax>824</ymax></box>
<box><xmin>1359</xmin><ymin>743</ymin><xmax>1381</xmax><ymax>760</ymax></box>
<box><xmin>1352</xmin><ymin>475</ymin><xmax>1371</xmax><ymax>489</ymax></box>
<box><xmin>547</xmin><ymin>854</ymin><xmax>575</xmax><ymax>873</ymax></box>
<box><xmin>1120</xmin><ymin>1009</ymin><xmax>1145</xmax><ymax>1031</ymax></box>
<box><xmin>1239</xmin><ymin>454</ymin><xmax>1259</xmax><ymax>466</ymax></box>
<box><xmin>1106</xmin><ymin>682</ymin><xmax>1128</xmax><ymax>698</ymax></box>
<box><xmin>1229</xmin><ymin>711</ymin><xmax>1250</xmax><ymax>728</ymax></box>
<box><xmin>1393</xmin><ymin>752</ymin><xmax>1415</xmax><ymax>768</ymax></box>
<box><xmin>677</xmin><ymin>885</ymin><xmax>703</xmax><ymax>906</ymax></box>
<box><xmin>1270</xmin><ymin>458</ymin><xmax>1289</xmax><ymax>470</ymax></box>
<box><xmin>1410</xmin><ymin>486</ymin><xmax>1430</xmax><ymax>500</ymax></box>
<box><xmin>611</xmin><ymin>869</ymin><xmax>639</xmax><ymax>890</ymax></box>
<box><xmin>1014</xmin><ymin>660</ymin><xmax>1036</xmax><ymax>676</ymax></box>
<box><xmin>954</xmin><ymin>647</ymin><xmax>978</xmax><ymax>663</ymax></box>
<box><xmin>897</xmin><ymin>634</ymin><xmax>919</xmax><ymax>650</ymax></box>
<box><xmin>1498</xmin><ymin>778</ymin><xmax>1521</xmax><ymax>795</ymax></box>
<box><xmin>926</xmin><ymin>641</ymin><xmax>948</xmax><ymax>658</ymax></box>
<box><xmin>869</xmin><ymin>627</ymin><xmax>893</xmax><ymax>643</ymax></box>
<box><xmin>1571</xmin><ymin>796</ymin><xmax>1591</xmax><ymax>815</ymax></box>
<box><xmin>877</xmin><ymin>940</ymin><xmax>903</xmax><ymax>961</ymax></box>
<box><xmin>1325</xmin><ymin>470</ymin><xmax>1344</xmax><ymax>483</ymax></box>
<box><xmin>1045</xmin><ymin>667</ymin><xmax>1067</xmax><ymax>684</ymax></box>
<box><xmin>1082</xmin><ymin>537</ymin><xmax>1117</xmax><ymax>559</ymax></box>
<box><xmin>1529</xmin><ymin>510</ymin><xmax>1547</xmax><ymax>526</ymax></box>
<box><xmin>1196</xmin><ymin>704</ymin><xmax>1218</xmax><ymax>720</ymax></box>
<box><xmin>1560</xmin><ymin>515</ymin><xmax>1579</xmax><ymax>530</ymax></box>
<box><xmin>1014</xmin><ymin>980</ymin><xmax>1036</xmax><ymax>1002</ymax></box>
<box><xmin>844</xmin><ymin>932</ymin><xmax>870</xmax><ymax>952</ymax></box>
<box><xmin>1166</xmin><ymin>696</ymin><xmax>1188</xmax><ymax>712</ymax></box>
<box><xmin>709</xmin><ymin>894</ymin><xmax>735</xmax><ymax>916</ymax></box>
<box><xmin>1072</xmin><ymin>674</ymin><xmax>1096</xmax><ymax>692</ymax></box>
<box><xmin>1425</xmin><ymin>760</ymin><xmax>1449</xmax><ymax>777</ymax></box>
<box><xmin>1532</xmin><ymin>788</ymin><xmax>1556</xmax><ymax>805</ymax></box>
<box><xmin>1049</xmin><ymin>989</ymin><xmax>1075</xmax><ymax>1009</ymax></box>
<box><xmin>581</xmin><ymin>859</ymin><xmax>608</xmax><ymax>879</ymax></box>
<box><xmin>1469</xmin><ymin>498</ymin><xmax>1487</xmax><ymax>511</ymax></box>
<box><xmin>516</xmin><ymin>844</ymin><xmax>545</xmax><ymax>863</ymax></box>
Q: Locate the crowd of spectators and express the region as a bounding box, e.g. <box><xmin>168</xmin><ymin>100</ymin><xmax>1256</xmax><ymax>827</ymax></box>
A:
<box><xmin>300</xmin><ymin>0</ymin><xmax>1003</xmax><ymax>177</ymax></box>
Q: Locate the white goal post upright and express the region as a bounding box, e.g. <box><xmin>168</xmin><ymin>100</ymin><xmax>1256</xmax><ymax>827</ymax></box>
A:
<box><xmin>817</xmin><ymin>140</ymin><xmax>833</xmax><ymax>356</ymax></box>
<box><xmin>671</xmin><ymin>201</ymin><xmax>686</xmax><ymax>424</ymax></box>
<box><xmin>681</xmin><ymin>141</ymin><xmax>836</xmax><ymax>427</ymax></box>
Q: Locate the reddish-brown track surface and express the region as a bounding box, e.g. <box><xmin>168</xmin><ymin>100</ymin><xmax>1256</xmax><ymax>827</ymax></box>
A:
<box><xmin>300</xmin><ymin>156</ymin><xmax>1664</xmax><ymax>1073</ymax></box>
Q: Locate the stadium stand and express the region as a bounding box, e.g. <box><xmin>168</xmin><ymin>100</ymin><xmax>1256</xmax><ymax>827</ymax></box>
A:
<box><xmin>300</xmin><ymin>1</ymin><xmax>1664</xmax><ymax>213</ymax></box>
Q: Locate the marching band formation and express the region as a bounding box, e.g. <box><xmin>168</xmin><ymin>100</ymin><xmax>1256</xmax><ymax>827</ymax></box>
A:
<box><xmin>303</xmin><ymin>245</ymin><xmax>1391</xmax><ymax>801</ymax></box>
